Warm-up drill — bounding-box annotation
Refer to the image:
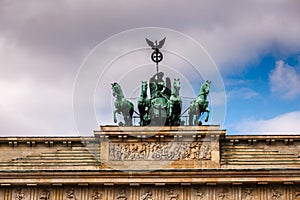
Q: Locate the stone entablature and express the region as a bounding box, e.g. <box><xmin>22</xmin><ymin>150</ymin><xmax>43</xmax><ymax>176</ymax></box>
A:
<box><xmin>0</xmin><ymin>137</ymin><xmax>100</xmax><ymax>171</ymax></box>
<box><xmin>222</xmin><ymin>135</ymin><xmax>300</xmax><ymax>169</ymax></box>
<box><xmin>0</xmin><ymin>126</ymin><xmax>300</xmax><ymax>199</ymax></box>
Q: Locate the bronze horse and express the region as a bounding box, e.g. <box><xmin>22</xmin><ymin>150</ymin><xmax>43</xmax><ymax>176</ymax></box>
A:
<box><xmin>138</xmin><ymin>81</ymin><xmax>151</xmax><ymax>126</ymax></box>
<box><xmin>111</xmin><ymin>82</ymin><xmax>134</xmax><ymax>126</ymax></box>
<box><xmin>188</xmin><ymin>80</ymin><xmax>211</xmax><ymax>126</ymax></box>
<box><xmin>168</xmin><ymin>78</ymin><xmax>182</xmax><ymax>126</ymax></box>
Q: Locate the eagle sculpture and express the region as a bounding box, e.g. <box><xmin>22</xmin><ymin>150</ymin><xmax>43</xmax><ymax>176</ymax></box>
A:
<box><xmin>145</xmin><ymin>37</ymin><xmax>166</xmax><ymax>50</ymax></box>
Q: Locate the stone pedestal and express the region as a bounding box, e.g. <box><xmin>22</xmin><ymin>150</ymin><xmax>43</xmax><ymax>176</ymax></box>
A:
<box><xmin>95</xmin><ymin>125</ymin><xmax>225</xmax><ymax>171</ymax></box>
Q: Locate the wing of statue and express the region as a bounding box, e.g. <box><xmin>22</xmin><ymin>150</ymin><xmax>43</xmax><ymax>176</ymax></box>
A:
<box><xmin>157</xmin><ymin>37</ymin><xmax>166</xmax><ymax>49</ymax></box>
<box><xmin>145</xmin><ymin>38</ymin><xmax>155</xmax><ymax>48</ymax></box>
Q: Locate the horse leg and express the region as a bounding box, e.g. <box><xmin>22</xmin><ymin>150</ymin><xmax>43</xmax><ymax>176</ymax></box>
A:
<box><xmin>140</xmin><ymin>113</ymin><xmax>145</xmax><ymax>126</ymax></box>
<box><xmin>172</xmin><ymin>109</ymin><xmax>179</xmax><ymax>126</ymax></box>
<box><xmin>126</xmin><ymin>103</ymin><xmax>134</xmax><ymax>126</ymax></box>
<box><xmin>138</xmin><ymin>104</ymin><xmax>144</xmax><ymax>126</ymax></box>
<box><xmin>124</xmin><ymin>114</ymin><xmax>132</xmax><ymax>126</ymax></box>
<box><xmin>194</xmin><ymin>113</ymin><xmax>200</xmax><ymax>126</ymax></box>
<box><xmin>204</xmin><ymin>108</ymin><xmax>210</xmax><ymax>122</ymax></box>
<box><xmin>174</xmin><ymin>115</ymin><xmax>180</xmax><ymax>126</ymax></box>
<box><xmin>168</xmin><ymin>104</ymin><xmax>173</xmax><ymax>126</ymax></box>
<box><xmin>113</xmin><ymin>110</ymin><xmax>117</xmax><ymax>123</ymax></box>
<box><xmin>177</xmin><ymin>103</ymin><xmax>182</xmax><ymax>126</ymax></box>
<box><xmin>128</xmin><ymin>116</ymin><xmax>133</xmax><ymax>126</ymax></box>
<box><xmin>188</xmin><ymin>111</ymin><xmax>193</xmax><ymax>126</ymax></box>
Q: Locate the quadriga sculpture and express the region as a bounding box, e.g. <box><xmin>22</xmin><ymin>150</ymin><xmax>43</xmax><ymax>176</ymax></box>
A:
<box><xmin>111</xmin><ymin>79</ymin><xmax>210</xmax><ymax>126</ymax></box>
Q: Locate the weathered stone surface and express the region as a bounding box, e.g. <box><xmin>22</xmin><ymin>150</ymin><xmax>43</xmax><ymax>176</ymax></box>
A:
<box><xmin>98</xmin><ymin>125</ymin><xmax>223</xmax><ymax>170</ymax></box>
<box><xmin>221</xmin><ymin>135</ymin><xmax>300</xmax><ymax>169</ymax></box>
<box><xmin>0</xmin><ymin>126</ymin><xmax>300</xmax><ymax>199</ymax></box>
<box><xmin>1</xmin><ymin>184</ymin><xmax>300</xmax><ymax>200</ymax></box>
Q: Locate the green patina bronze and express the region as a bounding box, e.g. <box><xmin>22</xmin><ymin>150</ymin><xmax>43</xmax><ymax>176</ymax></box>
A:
<box><xmin>168</xmin><ymin>78</ymin><xmax>182</xmax><ymax>126</ymax></box>
<box><xmin>188</xmin><ymin>80</ymin><xmax>211</xmax><ymax>126</ymax></box>
<box><xmin>148</xmin><ymin>72</ymin><xmax>172</xmax><ymax>126</ymax></box>
<box><xmin>111</xmin><ymin>79</ymin><xmax>210</xmax><ymax>126</ymax></box>
<box><xmin>111</xmin><ymin>77</ymin><xmax>183</xmax><ymax>126</ymax></box>
<box><xmin>111</xmin><ymin>38</ymin><xmax>210</xmax><ymax>126</ymax></box>
<box><xmin>111</xmin><ymin>82</ymin><xmax>134</xmax><ymax>126</ymax></box>
<box><xmin>138</xmin><ymin>81</ymin><xmax>151</xmax><ymax>126</ymax></box>
<box><xmin>149</xmin><ymin>72</ymin><xmax>171</xmax><ymax>100</ymax></box>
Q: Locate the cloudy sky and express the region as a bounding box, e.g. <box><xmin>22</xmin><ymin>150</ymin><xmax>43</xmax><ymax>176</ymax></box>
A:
<box><xmin>0</xmin><ymin>0</ymin><xmax>300</xmax><ymax>136</ymax></box>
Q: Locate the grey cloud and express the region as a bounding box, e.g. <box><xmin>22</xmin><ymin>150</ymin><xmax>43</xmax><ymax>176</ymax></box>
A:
<box><xmin>0</xmin><ymin>0</ymin><xmax>300</xmax><ymax>135</ymax></box>
<box><xmin>2</xmin><ymin>0</ymin><xmax>300</xmax><ymax>68</ymax></box>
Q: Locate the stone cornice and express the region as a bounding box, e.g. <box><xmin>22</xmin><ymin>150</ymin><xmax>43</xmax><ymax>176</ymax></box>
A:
<box><xmin>0</xmin><ymin>168</ymin><xmax>300</xmax><ymax>185</ymax></box>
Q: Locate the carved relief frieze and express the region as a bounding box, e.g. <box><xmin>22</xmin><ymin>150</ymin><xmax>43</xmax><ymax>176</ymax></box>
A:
<box><xmin>193</xmin><ymin>187</ymin><xmax>207</xmax><ymax>200</ymax></box>
<box><xmin>2</xmin><ymin>184</ymin><xmax>299</xmax><ymax>200</ymax></box>
<box><xmin>115</xmin><ymin>188</ymin><xmax>128</xmax><ymax>200</ymax></box>
<box><xmin>295</xmin><ymin>189</ymin><xmax>300</xmax><ymax>199</ymax></box>
<box><xmin>269</xmin><ymin>186</ymin><xmax>283</xmax><ymax>200</ymax></box>
<box><xmin>109</xmin><ymin>141</ymin><xmax>211</xmax><ymax>161</ymax></box>
<box><xmin>39</xmin><ymin>189</ymin><xmax>50</xmax><ymax>200</ymax></box>
<box><xmin>140</xmin><ymin>190</ymin><xmax>154</xmax><ymax>200</ymax></box>
<box><xmin>65</xmin><ymin>188</ymin><xmax>77</xmax><ymax>200</ymax></box>
<box><xmin>242</xmin><ymin>187</ymin><xmax>257</xmax><ymax>200</ymax></box>
<box><xmin>14</xmin><ymin>189</ymin><xmax>26</xmax><ymax>200</ymax></box>
<box><xmin>166</xmin><ymin>188</ymin><xmax>179</xmax><ymax>200</ymax></box>
<box><xmin>89</xmin><ymin>187</ymin><xmax>105</xmax><ymax>200</ymax></box>
<box><xmin>216</xmin><ymin>187</ymin><xmax>232</xmax><ymax>200</ymax></box>
<box><xmin>91</xmin><ymin>190</ymin><xmax>103</xmax><ymax>200</ymax></box>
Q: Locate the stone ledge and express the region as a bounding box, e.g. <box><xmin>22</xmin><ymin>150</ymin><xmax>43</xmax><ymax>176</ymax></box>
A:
<box><xmin>96</xmin><ymin>125</ymin><xmax>226</xmax><ymax>138</ymax></box>
<box><xmin>0</xmin><ymin>169</ymin><xmax>300</xmax><ymax>185</ymax></box>
<box><xmin>0</xmin><ymin>137</ymin><xmax>97</xmax><ymax>148</ymax></box>
<box><xmin>100</xmin><ymin>125</ymin><xmax>222</xmax><ymax>132</ymax></box>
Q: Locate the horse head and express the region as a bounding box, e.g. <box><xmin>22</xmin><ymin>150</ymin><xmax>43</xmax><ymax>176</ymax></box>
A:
<box><xmin>173</xmin><ymin>78</ymin><xmax>180</xmax><ymax>90</ymax></box>
<box><xmin>141</xmin><ymin>81</ymin><xmax>148</xmax><ymax>97</ymax></box>
<box><xmin>199</xmin><ymin>80</ymin><xmax>211</xmax><ymax>96</ymax></box>
<box><xmin>111</xmin><ymin>82</ymin><xmax>123</xmax><ymax>98</ymax></box>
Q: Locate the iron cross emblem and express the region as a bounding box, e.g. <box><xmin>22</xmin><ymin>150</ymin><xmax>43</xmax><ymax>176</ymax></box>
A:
<box><xmin>146</xmin><ymin>37</ymin><xmax>166</xmax><ymax>72</ymax></box>
<box><xmin>151</xmin><ymin>50</ymin><xmax>163</xmax><ymax>63</ymax></box>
